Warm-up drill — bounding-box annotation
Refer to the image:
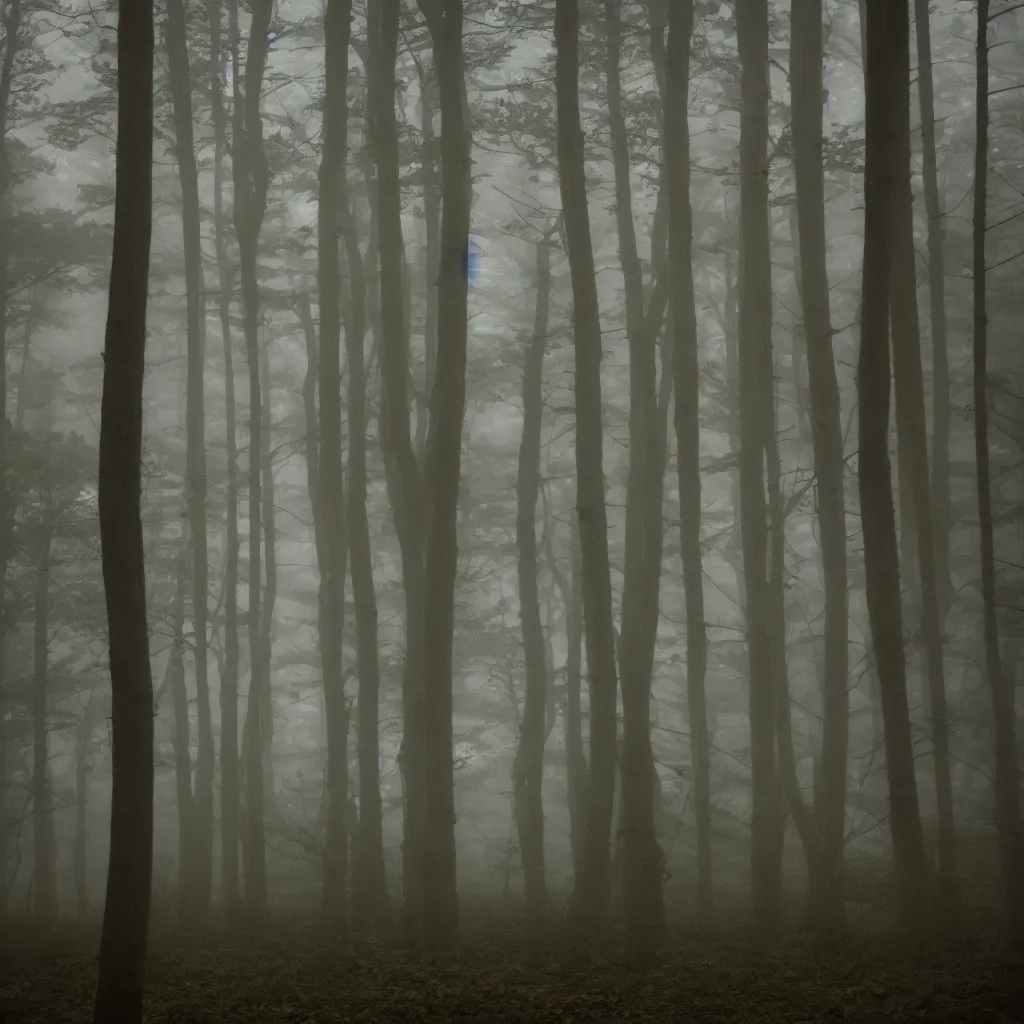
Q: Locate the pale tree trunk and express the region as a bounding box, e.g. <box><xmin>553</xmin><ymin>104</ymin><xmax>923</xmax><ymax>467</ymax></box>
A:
<box><xmin>556</xmin><ymin>0</ymin><xmax>619</xmax><ymax>931</ymax></box>
<box><xmin>417</xmin><ymin>0</ymin><xmax>470</xmax><ymax>952</ymax></box>
<box><xmin>369</xmin><ymin>0</ymin><xmax>426</xmax><ymax>946</ymax></box>
<box><xmin>664</xmin><ymin>0</ymin><xmax>712</xmax><ymax>925</ymax></box>
<box><xmin>514</xmin><ymin>228</ymin><xmax>554</xmax><ymax>922</ymax></box>
<box><xmin>318</xmin><ymin>0</ymin><xmax>352</xmax><ymax>932</ymax></box>
<box><xmin>234</xmin><ymin>0</ymin><xmax>272</xmax><ymax>922</ymax></box>
<box><xmin>93</xmin><ymin>1</ymin><xmax>155</xmax><ymax>1017</ymax></box>
<box><xmin>416</xmin><ymin>70</ymin><xmax>440</xmax><ymax>468</ymax></box>
<box><xmin>32</xmin><ymin>497</ymin><xmax>56</xmax><ymax>921</ymax></box>
<box><xmin>606</xmin><ymin>0</ymin><xmax>669</xmax><ymax>953</ymax></box>
<box><xmin>259</xmin><ymin>344</ymin><xmax>278</xmax><ymax>810</ymax></box>
<box><xmin>74</xmin><ymin>695</ymin><xmax>93</xmax><ymax>921</ymax></box>
<box><xmin>973</xmin><ymin>0</ymin><xmax>1024</xmax><ymax>938</ymax></box>
<box><xmin>211</xmin><ymin>0</ymin><xmax>241</xmax><ymax>920</ymax></box>
<box><xmin>166</xmin><ymin>0</ymin><xmax>214</xmax><ymax>928</ymax></box>
<box><xmin>790</xmin><ymin>0</ymin><xmax>849</xmax><ymax>935</ymax></box>
<box><xmin>168</xmin><ymin>544</ymin><xmax>194</xmax><ymax>925</ymax></box>
<box><xmin>857</xmin><ymin>0</ymin><xmax>933</xmax><ymax>938</ymax></box>
<box><xmin>888</xmin><ymin>0</ymin><xmax>959</xmax><ymax>928</ymax></box>
<box><xmin>735</xmin><ymin>0</ymin><xmax>784</xmax><ymax>933</ymax></box>
<box><xmin>914</xmin><ymin>0</ymin><xmax>952</xmax><ymax>621</ymax></box>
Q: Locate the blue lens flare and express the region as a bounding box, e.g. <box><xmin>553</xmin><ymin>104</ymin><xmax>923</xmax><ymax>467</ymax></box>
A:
<box><xmin>462</xmin><ymin>238</ymin><xmax>480</xmax><ymax>283</ymax></box>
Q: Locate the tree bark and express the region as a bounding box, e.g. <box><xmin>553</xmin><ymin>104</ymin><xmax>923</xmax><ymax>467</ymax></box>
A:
<box><xmin>369</xmin><ymin>0</ymin><xmax>426</xmax><ymax>946</ymax></box>
<box><xmin>913</xmin><ymin>0</ymin><xmax>951</xmax><ymax>622</ymax></box>
<box><xmin>858</xmin><ymin>0</ymin><xmax>933</xmax><ymax>938</ymax></box>
<box><xmin>735</xmin><ymin>0</ymin><xmax>784</xmax><ymax>934</ymax></box>
<box><xmin>887</xmin><ymin>0</ymin><xmax>959</xmax><ymax>928</ymax></box>
<box><xmin>211</xmin><ymin>0</ymin><xmax>241</xmax><ymax>921</ymax></box>
<box><xmin>31</xmin><ymin>502</ymin><xmax>56</xmax><ymax>921</ymax></box>
<box><xmin>416</xmin><ymin>0</ymin><xmax>471</xmax><ymax>952</ymax></box>
<box><xmin>166</xmin><ymin>0</ymin><xmax>214</xmax><ymax>928</ymax></box>
<box><xmin>973</xmin><ymin>0</ymin><xmax>1024</xmax><ymax>937</ymax></box>
<box><xmin>790</xmin><ymin>0</ymin><xmax>849</xmax><ymax>935</ymax></box>
<box><xmin>514</xmin><ymin>229</ymin><xmax>553</xmax><ymax>922</ymax></box>
<box><xmin>664</xmin><ymin>0</ymin><xmax>712</xmax><ymax>925</ymax></box>
<box><xmin>234</xmin><ymin>0</ymin><xmax>272</xmax><ymax>922</ymax></box>
<box><xmin>318</xmin><ymin>0</ymin><xmax>352</xmax><ymax>932</ymax></box>
<box><xmin>93</xmin><ymin>2</ymin><xmax>155</xmax><ymax>1017</ymax></box>
<box><xmin>556</xmin><ymin>0</ymin><xmax>619</xmax><ymax>931</ymax></box>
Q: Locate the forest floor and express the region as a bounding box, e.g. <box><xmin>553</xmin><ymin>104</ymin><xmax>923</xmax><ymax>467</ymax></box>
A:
<box><xmin>2</xmin><ymin>908</ymin><xmax>1023</xmax><ymax>1023</ymax></box>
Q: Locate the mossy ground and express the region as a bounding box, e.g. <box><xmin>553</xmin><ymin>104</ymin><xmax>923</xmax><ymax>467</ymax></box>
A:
<box><xmin>2</xmin><ymin>906</ymin><xmax>1022</xmax><ymax>1022</ymax></box>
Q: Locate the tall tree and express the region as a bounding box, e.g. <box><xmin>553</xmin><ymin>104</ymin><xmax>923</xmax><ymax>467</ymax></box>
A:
<box><xmin>664</xmin><ymin>0</ymin><xmax>712</xmax><ymax>924</ymax></box>
<box><xmin>317</xmin><ymin>0</ymin><xmax>351</xmax><ymax>931</ymax></box>
<box><xmin>790</xmin><ymin>0</ymin><xmax>849</xmax><ymax>934</ymax></box>
<box><xmin>606</xmin><ymin>0</ymin><xmax>669</xmax><ymax>952</ymax></box>
<box><xmin>93</xmin><ymin>0</ymin><xmax>155</xmax><ymax>1018</ymax></box>
<box><xmin>416</xmin><ymin>0</ymin><xmax>471</xmax><ymax>952</ymax></box>
<box><xmin>369</xmin><ymin>0</ymin><xmax>425</xmax><ymax>945</ymax></box>
<box><xmin>858</xmin><ymin>0</ymin><xmax>933</xmax><ymax>937</ymax></box>
<box><xmin>166</xmin><ymin>0</ymin><xmax>214</xmax><ymax>928</ymax></box>
<box><xmin>234</xmin><ymin>0</ymin><xmax>273</xmax><ymax>921</ymax></box>
<box><xmin>913</xmin><ymin>0</ymin><xmax>951</xmax><ymax>620</ymax></box>
<box><xmin>514</xmin><ymin>227</ymin><xmax>554</xmax><ymax>922</ymax></box>
<box><xmin>973</xmin><ymin>0</ymin><xmax>1024</xmax><ymax>936</ymax></box>
<box><xmin>888</xmin><ymin>0</ymin><xmax>959</xmax><ymax>928</ymax></box>
<box><xmin>735</xmin><ymin>0</ymin><xmax>783</xmax><ymax>932</ymax></box>
<box><xmin>555</xmin><ymin>0</ymin><xmax>619</xmax><ymax>930</ymax></box>
<box><xmin>210</xmin><ymin>0</ymin><xmax>241</xmax><ymax>920</ymax></box>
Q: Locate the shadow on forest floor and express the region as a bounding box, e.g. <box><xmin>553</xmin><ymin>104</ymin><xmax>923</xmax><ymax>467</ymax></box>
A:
<box><xmin>2</xmin><ymin>907</ymin><xmax>1023</xmax><ymax>1022</ymax></box>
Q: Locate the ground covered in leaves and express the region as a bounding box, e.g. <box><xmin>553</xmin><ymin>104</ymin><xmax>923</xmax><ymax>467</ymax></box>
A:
<box><xmin>2</xmin><ymin>908</ymin><xmax>1023</xmax><ymax>1022</ymax></box>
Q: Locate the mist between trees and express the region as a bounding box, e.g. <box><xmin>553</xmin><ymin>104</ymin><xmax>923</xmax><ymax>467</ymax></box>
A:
<box><xmin>1</xmin><ymin>1</ymin><xmax>1023</xmax><ymax>1021</ymax></box>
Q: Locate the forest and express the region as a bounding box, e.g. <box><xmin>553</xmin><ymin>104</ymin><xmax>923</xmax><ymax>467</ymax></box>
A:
<box><xmin>1</xmin><ymin>0</ymin><xmax>1023</xmax><ymax>1020</ymax></box>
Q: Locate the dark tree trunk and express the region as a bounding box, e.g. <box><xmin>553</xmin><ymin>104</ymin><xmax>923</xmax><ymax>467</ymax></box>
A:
<box><xmin>514</xmin><ymin>229</ymin><xmax>554</xmax><ymax>922</ymax></box>
<box><xmin>790</xmin><ymin>0</ymin><xmax>848</xmax><ymax>935</ymax></box>
<box><xmin>317</xmin><ymin>0</ymin><xmax>352</xmax><ymax>931</ymax></box>
<box><xmin>606</xmin><ymin>0</ymin><xmax>668</xmax><ymax>953</ymax></box>
<box><xmin>887</xmin><ymin>0</ymin><xmax>959</xmax><ymax>928</ymax></box>
<box><xmin>168</xmin><ymin>545</ymin><xmax>194</xmax><ymax>926</ymax></box>
<box><xmin>417</xmin><ymin>0</ymin><xmax>470</xmax><ymax>952</ymax></box>
<box><xmin>416</xmin><ymin>69</ymin><xmax>439</xmax><ymax>468</ymax></box>
<box><xmin>664</xmin><ymin>0</ymin><xmax>712</xmax><ymax>925</ymax></box>
<box><xmin>858</xmin><ymin>0</ymin><xmax>933</xmax><ymax>938</ymax></box>
<box><xmin>735</xmin><ymin>0</ymin><xmax>784</xmax><ymax>934</ymax></box>
<box><xmin>563</xmin><ymin>525</ymin><xmax>588</xmax><ymax>883</ymax></box>
<box><xmin>973</xmin><ymin>0</ymin><xmax>1024</xmax><ymax>937</ymax></box>
<box><xmin>556</xmin><ymin>0</ymin><xmax>619</xmax><ymax>931</ymax></box>
<box><xmin>32</xmin><ymin>508</ymin><xmax>56</xmax><ymax>921</ymax></box>
<box><xmin>369</xmin><ymin>0</ymin><xmax>426</xmax><ymax>946</ymax></box>
<box><xmin>166</xmin><ymin>0</ymin><xmax>214</xmax><ymax>928</ymax></box>
<box><xmin>93</xmin><ymin>2</ymin><xmax>155</xmax><ymax>1017</ymax></box>
<box><xmin>211</xmin><ymin>0</ymin><xmax>241</xmax><ymax>921</ymax></box>
<box><xmin>234</xmin><ymin>0</ymin><xmax>272</xmax><ymax>922</ymax></box>
<box><xmin>913</xmin><ymin>0</ymin><xmax>951</xmax><ymax>622</ymax></box>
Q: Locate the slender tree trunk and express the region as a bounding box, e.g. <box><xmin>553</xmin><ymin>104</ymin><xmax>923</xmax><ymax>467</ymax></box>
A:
<box><xmin>166</xmin><ymin>0</ymin><xmax>214</xmax><ymax>928</ymax></box>
<box><xmin>416</xmin><ymin>70</ymin><xmax>440</xmax><ymax>468</ymax></box>
<box><xmin>858</xmin><ymin>0</ymin><xmax>933</xmax><ymax>938</ymax></box>
<box><xmin>665</xmin><ymin>0</ymin><xmax>712</xmax><ymax>925</ymax></box>
<box><xmin>416</xmin><ymin>0</ymin><xmax>470</xmax><ymax>952</ymax></box>
<box><xmin>234</xmin><ymin>0</ymin><xmax>272</xmax><ymax>922</ymax></box>
<box><xmin>564</xmin><ymin>525</ymin><xmax>588</xmax><ymax>882</ymax></box>
<box><xmin>93</xmin><ymin>2</ymin><xmax>155</xmax><ymax>1016</ymax></box>
<box><xmin>0</xmin><ymin>0</ymin><xmax>22</xmax><ymax>922</ymax></box>
<box><xmin>606</xmin><ymin>0</ymin><xmax>669</xmax><ymax>953</ymax></box>
<box><xmin>914</xmin><ymin>0</ymin><xmax>951</xmax><ymax>621</ymax></box>
<box><xmin>973</xmin><ymin>0</ymin><xmax>1024</xmax><ymax>937</ymax></box>
<box><xmin>168</xmin><ymin>545</ymin><xmax>194</xmax><ymax>925</ymax></box>
<box><xmin>369</xmin><ymin>0</ymin><xmax>425</xmax><ymax>946</ymax></box>
<box><xmin>32</xmin><ymin>510</ymin><xmax>56</xmax><ymax>921</ymax></box>
<box><xmin>514</xmin><ymin>229</ymin><xmax>553</xmax><ymax>922</ymax></box>
<box><xmin>317</xmin><ymin>0</ymin><xmax>352</xmax><ymax>931</ymax></box>
<box><xmin>791</xmin><ymin>0</ymin><xmax>848</xmax><ymax>935</ymax></box>
<box><xmin>887</xmin><ymin>0</ymin><xmax>959</xmax><ymax>928</ymax></box>
<box><xmin>74</xmin><ymin>696</ymin><xmax>93</xmax><ymax>921</ymax></box>
<box><xmin>259</xmin><ymin>344</ymin><xmax>278</xmax><ymax>810</ymax></box>
<box><xmin>735</xmin><ymin>0</ymin><xmax>784</xmax><ymax>934</ymax></box>
<box><xmin>211</xmin><ymin>0</ymin><xmax>241</xmax><ymax>921</ymax></box>
<box><xmin>556</xmin><ymin>0</ymin><xmax>619</xmax><ymax>931</ymax></box>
